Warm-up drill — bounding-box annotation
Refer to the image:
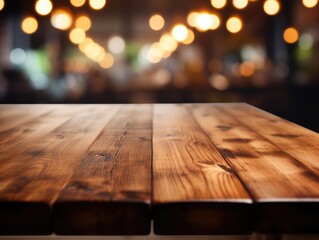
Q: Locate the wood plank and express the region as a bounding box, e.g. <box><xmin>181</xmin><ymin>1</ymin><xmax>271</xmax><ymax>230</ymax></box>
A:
<box><xmin>152</xmin><ymin>104</ymin><xmax>253</xmax><ymax>235</ymax></box>
<box><xmin>0</xmin><ymin>105</ymin><xmax>120</xmax><ymax>235</ymax></box>
<box><xmin>0</xmin><ymin>105</ymin><xmax>60</xmax><ymax>132</ymax></box>
<box><xmin>54</xmin><ymin>104</ymin><xmax>152</xmax><ymax>235</ymax></box>
<box><xmin>224</xmin><ymin>104</ymin><xmax>319</xmax><ymax>174</ymax></box>
<box><xmin>189</xmin><ymin>103</ymin><xmax>319</xmax><ymax>233</ymax></box>
<box><xmin>0</xmin><ymin>105</ymin><xmax>86</xmax><ymax>165</ymax></box>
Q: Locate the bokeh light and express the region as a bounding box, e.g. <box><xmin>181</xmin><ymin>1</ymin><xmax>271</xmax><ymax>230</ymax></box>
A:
<box><xmin>263</xmin><ymin>0</ymin><xmax>280</xmax><ymax>16</ymax></box>
<box><xmin>210</xmin><ymin>14</ymin><xmax>221</xmax><ymax>30</ymax></box>
<box><xmin>159</xmin><ymin>34</ymin><xmax>178</xmax><ymax>52</ymax></box>
<box><xmin>298</xmin><ymin>33</ymin><xmax>314</xmax><ymax>50</ymax></box>
<box><xmin>0</xmin><ymin>0</ymin><xmax>5</xmax><ymax>11</ymax></box>
<box><xmin>69</xmin><ymin>28</ymin><xmax>86</xmax><ymax>44</ymax></box>
<box><xmin>233</xmin><ymin>0</ymin><xmax>248</xmax><ymax>9</ymax></box>
<box><xmin>99</xmin><ymin>53</ymin><xmax>114</xmax><ymax>69</ymax></box>
<box><xmin>79</xmin><ymin>37</ymin><xmax>93</xmax><ymax>52</ymax></box>
<box><xmin>70</xmin><ymin>0</ymin><xmax>86</xmax><ymax>7</ymax></box>
<box><xmin>240</xmin><ymin>61</ymin><xmax>255</xmax><ymax>77</ymax></box>
<box><xmin>10</xmin><ymin>48</ymin><xmax>26</xmax><ymax>65</ymax></box>
<box><xmin>211</xmin><ymin>0</ymin><xmax>227</xmax><ymax>9</ymax></box>
<box><xmin>187</xmin><ymin>12</ymin><xmax>199</xmax><ymax>27</ymax></box>
<box><xmin>226</xmin><ymin>16</ymin><xmax>242</xmax><ymax>33</ymax></box>
<box><xmin>302</xmin><ymin>0</ymin><xmax>318</xmax><ymax>8</ymax></box>
<box><xmin>196</xmin><ymin>13</ymin><xmax>213</xmax><ymax>32</ymax></box>
<box><xmin>89</xmin><ymin>0</ymin><xmax>106</xmax><ymax>10</ymax></box>
<box><xmin>35</xmin><ymin>0</ymin><xmax>53</xmax><ymax>16</ymax></box>
<box><xmin>149</xmin><ymin>14</ymin><xmax>165</xmax><ymax>31</ymax></box>
<box><xmin>21</xmin><ymin>17</ymin><xmax>38</xmax><ymax>34</ymax></box>
<box><xmin>182</xmin><ymin>30</ymin><xmax>195</xmax><ymax>45</ymax></box>
<box><xmin>108</xmin><ymin>36</ymin><xmax>126</xmax><ymax>54</ymax></box>
<box><xmin>283</xmin><ymin>27</ymin><xmax>299</xmax><ymax>44</ymax></box>
<box><xmin>172</xmin><ymin>24</ymin><xmax>188</xmax><ymax>42</ymax></box>
<box><xmin>51</xmin><ymin>9</ymin><xmax>73</xmax><ymax>30</ymax></box>
<box><xmin>75</xmin><ymin>15</ymin><xmax>92</xmax><ymax>31</ymax></box>
<box><xmin>210</xmin><ymin>74</ymin><xmax>230</xmax><ymax>91</ymax></box>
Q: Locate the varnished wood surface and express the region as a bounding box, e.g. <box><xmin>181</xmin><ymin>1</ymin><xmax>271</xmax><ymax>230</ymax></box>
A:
<box><xmin>0</xmin><ymin>103</ymin><xmax>318</xmax><ymax>235</ymax></box>
<box><xmin>0</xmin><ymin>104</ymin><xmax>152</xmax><ymax>235</ymax></box>
<box><xmin>187</xmin><ymin>104</ymin><xmax>319</xmax><ymax>233</ymax></box>
<box><xmin>152</xmin><ymin>105</ymin><xmax>253</xmax><ymax>235</ymax></box>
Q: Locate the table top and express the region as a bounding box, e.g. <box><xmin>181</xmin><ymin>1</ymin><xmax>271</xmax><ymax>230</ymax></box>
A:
<box><xmin>0</xmin><ymin>103</ymin><xmax>318</xmax><ymax>235</ymax></box>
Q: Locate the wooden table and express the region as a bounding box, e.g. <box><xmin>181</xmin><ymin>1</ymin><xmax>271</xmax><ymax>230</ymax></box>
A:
<box><xmin>0</xmin><ymin>104</ymin><xmax>318</xmax><ymax>236</ymax></box>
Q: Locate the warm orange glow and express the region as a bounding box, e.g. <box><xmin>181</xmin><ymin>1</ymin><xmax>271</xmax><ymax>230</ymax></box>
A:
<box><xmin>196</xmin><ymin>13</ymin><xmax>213</xmax><ymax>32</ymax></box>
<box><xmin>21</xmin><ymin>17</ymin><xmax>38</xmax><ymax>34</ymax></box>
<box><xmin>210</xmin><ymin>74</ymin><xmax>230</xmax><ymax>90</ymax></box>
<box><xmin>0</xmin><ymin>0</ymin><xmax>4</xmax><ymax>11</ymax></box>
<box><xmin>263</xmin><ymin>0</ymin><xmax>280</xmax><ymax>15</ymax></box>
<box><xmin>240</xmin><ymin>61</ymin><xmax>255</xmax><ymax>77</ymax></box>
<box><xmin>233</xmin><ymin>0</ymin><xmax>248</xmax><ymax>9</ymax></box>
<box><xmin>302</xmin><ymin>0</ymin><xmax>318</xmax><ymax>8</ymax></box>
<box><xmin>149</xmin><ymin>14</ymin><xmax>165</xmax><ymax>31</ymax></box>
<box><xmin>75</xmin><ymin>16</ymin><xmax>92</xmax><ymax>31</ymax></box>
<box><xmin>283</xmin><ymin>27</ymin><xmax>299</xmax><ymax>44</ymax></box>
<box><xmin>147</xmin><ymin>43</ymin><xmax>164</xmax><ymax>63</ymax></box>
<box><xmin>159</xmin><ymin>34</ymin><xmax>178</xmax><ymax>52</ymax></box>
<box><xmin>187</xmin><ymin>12</ymin><xmax>199</xmax><ymax>27</ymax></box>
<box><xmin>35</xmin><ymin>0</ymin><xmax>52</xmax><ymax>16</ymax></box>
<box><xmin>89</xmin><ymin>0</ymin><xmax>106</xmax><ymax>10</ymax></box>
<box><xmin>51</xmin><ymin>9</ymin><xmax>73</xmax><ymax>30</ymax></box>
<box><xmin>79</xmin><ymin>38</ymin><xmax>93</xmax><ymax>52</ymax></box>
<box><xmin>211</xmin><ymin>0</ymin><xmax>227</xmax><ymax>9</ymax></box>
<box><xmin>69</xmin><ymin>28</ymin><xmax>86</xmax><ymax>44</ymax></box>
<box><xmin>99</xmin><ymin>53</ymin><xmax>114</xmax><ymax>69</ymax></box>
<box><xmin>182</xmin><ymin>30</ymin><xmax>195</xmax><ymax>45</ymax></box>
<box><xmin>210</xmin><ymin>14</ymin><xmax>221</xmax><ymax>30</ymax></box>
<box><xmin>70</xmin><ymin>0</ymin><xmax>86</xmax><ymax>7</ymax></box>
<box><xmin>172</xmin><ymin>24</ymin><xmax>188</xmax><ymax>42</ymax></box>
<box><xmin>226</xmin><ymin>16</ymin><xmax>242</xmax><ymax>33</ymax></box>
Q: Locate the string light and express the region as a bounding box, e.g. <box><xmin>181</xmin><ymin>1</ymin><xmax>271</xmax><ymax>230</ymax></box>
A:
<box><xmin>89</xmin><ymin>0</ymin><xmax>106</xmax><ymax>10</ymax></box>
<box><xmin>233</xmin><ymin>0</ymin><xmax>249</xmax><ymax>9</ymax></box>
<box><xmin>172</xmin><ymin>24</ymin><xmax>189</xmax><ymax>42</ymax></box>
<box><xmin>69</xmin><ymin>28</ymin><xmax>86</xmax><ymax>44</ymax></box>
<box><xmin>70</xmin><ymin>0</ymin><xmax>86</xmax><ymax>7</ymax></box>
<box><xmin>35</xmin><ymin>0</ymin><xmax>52</xmax><ymax>16</ymax></box>
<box><xmin>182</xmin><ymin>30</ymin><xmax>195</xmax><ymax>45</ymax></box>
<box><xmin>149</xmin><ymin>14</ymin><xmax>165</xmax><ymax>31</ymax></box>
<box><xmin>75</xmin><ymin>15</ymin><xmax>92</xmax><ymax>31</ymax></box>
<box><xmin>21</xmin><ymin>17</ymin><xmax>38</xmax><ymax>34</ymax></box>
<box><xmin>99</xmin><ymin>53</ymin><xmax>114</xmax><ymax>69</ymax></box>
<box><xmin>0</xmin><ymin>0</ymin><xmax>5</xmax><ymax>11</ymax></box>
<box><xmin>263</xmin><ymin>0</ymin><xmax>280</xmax><ymax>15</ymax></box>
<box><xmin>196</xmin><ymin>13</ymin><xmax>214</xmax><ymax>32</ymax></box>
<box><xmin>226</xmin><ymin>16</ymin><xmax>243</xmax><ymax>33</ymax></box>
<box><xmin>211</xmin><ymin>0</ymin><xmax>227</xmax><ymax>9</ymax></box>
<box><xmin>302</xmin><ymin>0</ymin><xmax>318</xmax><ymax>8</ymax></box>
<box><xmin>283</xmin><ymin>27</ymin><xmax>299</xmax><ymax>44</ymax></box>
<box><xmin>51</xmin><ymin>9</ymin><xmax>73</xmax><ymax>30</ymax></box>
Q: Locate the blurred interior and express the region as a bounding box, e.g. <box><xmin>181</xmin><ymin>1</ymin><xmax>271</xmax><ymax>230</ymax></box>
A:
<box><xmin>0</xmin><ymin>0</ymin><xmax>318</xmax><ymax>132</ymax></box>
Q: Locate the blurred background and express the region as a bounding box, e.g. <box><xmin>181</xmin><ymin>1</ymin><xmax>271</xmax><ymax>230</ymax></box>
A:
<box><xmin>0</xmin><ymin>0</ymin><xmax>318</xmax><ymax>131</ymax></box>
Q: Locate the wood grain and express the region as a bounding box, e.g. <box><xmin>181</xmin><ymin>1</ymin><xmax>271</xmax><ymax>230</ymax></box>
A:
<box><xmin>0</xmin><ymin>105</ymin><xmax>59</xmax><ymax>132</ymax></box>
<box><xmin>189</xmin><ymin>103</ymin><xmax>319</xmax><ymax>233</ymax></box>
<box><xmin>0</xmin><ymin>105</ymin><xmax>120</xmax><ymax>235</ymax></box>
<box><xmin>54</xmin><ymin>104</ymin><xmax>152</xmax><ymax>235</ymax></box>
<box><xmin>0</xmin><ymin>105</ymin><xmax>86</xmax><ymax>165</ymax></box>
<box><xmin>152</xmin><ymin>104</ymin><xmax>253</xmax><ymax>235</ymax></box>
